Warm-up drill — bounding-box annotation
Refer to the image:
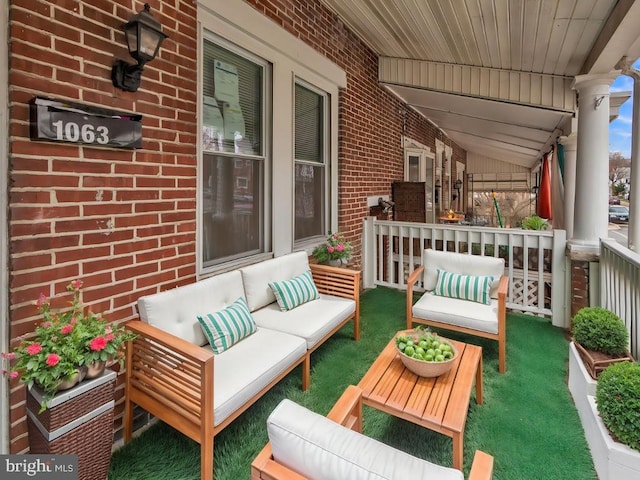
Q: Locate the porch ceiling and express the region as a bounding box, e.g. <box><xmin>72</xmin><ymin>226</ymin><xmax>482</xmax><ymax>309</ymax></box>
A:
<box><xmin>321</xmin><ymin>0</ymin><xmax>640</xmax><ymax>169</ymax></box>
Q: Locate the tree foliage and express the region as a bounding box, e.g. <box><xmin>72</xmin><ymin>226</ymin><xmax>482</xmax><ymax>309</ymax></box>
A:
<box><xmin>609</xmin><ymin>151</ymin><xmax>630</xmax><ymax>188</ymax></box>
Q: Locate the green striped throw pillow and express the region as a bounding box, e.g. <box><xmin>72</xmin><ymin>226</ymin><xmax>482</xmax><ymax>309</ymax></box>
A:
<box><xmin>269</xmin><ymin>270</ymin><xmax>320</xmax><ymax>312</ymax></box>
<box><xmin>433</xmin><ymin>269</ymin><xmax>494</xmax><ymax>305</ymax></box>
<box><xmin>197</xmin><ymin>297</ymin><xmax>257</xmax><ymax>354</ymax></box>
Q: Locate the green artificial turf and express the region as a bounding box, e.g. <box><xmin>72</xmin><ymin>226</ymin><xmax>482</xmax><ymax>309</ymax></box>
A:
<box><xmin>108</xmin><ymin>287</ymin><xmax>596</xmax><ymax>479</ymax></box>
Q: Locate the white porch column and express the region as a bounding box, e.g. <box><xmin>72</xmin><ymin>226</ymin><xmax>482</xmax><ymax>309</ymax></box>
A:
<box><xmin>558</xmin><ymin>133</ymin><xmax>577</xmax><ymax>239</ymax></box>
<box><xmin>628</xmin><ymin>72</ymin><xmax>640</xmax><ymax>252</ymax></box>
<box><xmin>570</xmin><ymin>73</ymin><xmax>619</xmax><ymax>253</ymax></box>
<box><xmin>616</xmin><ymin>59</ymin><xmax>640</xmax><ymax>252</ymax></box>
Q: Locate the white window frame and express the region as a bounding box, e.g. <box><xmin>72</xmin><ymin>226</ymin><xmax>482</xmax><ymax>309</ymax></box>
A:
<box><xmin>197</xmin><ymin>2</ymin><xmax>346</xmax><ymax>275</ymax></box>
<box><xmin>435</xmin><ymin>139</ymin><xmax>453</xmax><ymax>212</ymax></box>
<box><xmin>293</xmin><ymin>78</ymin><xmax>330</xmax><ymax>247</ymax></box>
<box><xmin>403</xmin><ymin>137</ymin><xmax>436</xmax><ymax>222</ymax></box>
<box><xmin>199</xmin><ymin>32</ymin><xmax>272</xmax><ymax>273</ymax></box>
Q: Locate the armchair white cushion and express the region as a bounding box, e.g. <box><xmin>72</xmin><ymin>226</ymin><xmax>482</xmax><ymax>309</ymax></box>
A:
<box><xmin>267</xmin><ymin>399</ymin><xmax>464</xmax><ymax>480</ymax></box>
<box><xmin>412</xmin><ymin>293</ymin><xmax>500</xmax><ymax>334</ymax></box>
<box><xmin>252</xmin><ymin>385</ymin><xmax>494</xmax><ymax>480</ymax></box>
<box><xmin>422</xmin><ymin>249</ymin><xmax>504</xmax><ymax>296</ymax></box>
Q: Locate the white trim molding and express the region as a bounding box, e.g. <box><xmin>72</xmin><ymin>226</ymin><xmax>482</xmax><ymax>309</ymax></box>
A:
<box><xmin>1</xmin><ymin>0</ymin><xmax>9</xmax><ymax>454</ymax></box>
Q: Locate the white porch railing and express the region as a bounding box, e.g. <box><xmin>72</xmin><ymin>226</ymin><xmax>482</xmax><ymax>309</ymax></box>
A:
<box><xmin>362</xmin><ymin>217</ymin><xmax>569</xmax><ymax>328</ymax></box>
<box><xmin>600</xmin><ymin>239</ymin><xmax>640</xmax><ymax>359</ymax></box>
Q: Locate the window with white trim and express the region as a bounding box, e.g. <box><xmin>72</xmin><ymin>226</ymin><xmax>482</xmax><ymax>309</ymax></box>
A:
<box><xmin>201</xmin><ymin>37</ymin><xmax>270</xmax><ymax>268</ymax></box>
<box><xmin>198</xmin><ymin>4</ymin><xmax>345</xmax><ymax>272</ymax></box>
<box><xmin>294</xmin><ymin>81</ymin><xmax>328</xmax><ymax>241</ymax></box>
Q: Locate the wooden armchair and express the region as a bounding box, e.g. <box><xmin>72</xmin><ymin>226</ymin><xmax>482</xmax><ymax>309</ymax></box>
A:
<box><xmin>407</xmin><ymin>249</ymin><xmax>509</xmax><ymax>372</ymax></box>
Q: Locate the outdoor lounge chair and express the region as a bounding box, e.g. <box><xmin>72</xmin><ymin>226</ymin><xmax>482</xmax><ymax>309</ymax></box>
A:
<box><xmin>406</xmin><ymin>249</ymin><xmax>509</xmax><ymax>372</ymax></box>
<box><xmin>251</xmin><ymin>385</ymin><xmax>494</xmax><ymax>479</ymax></box>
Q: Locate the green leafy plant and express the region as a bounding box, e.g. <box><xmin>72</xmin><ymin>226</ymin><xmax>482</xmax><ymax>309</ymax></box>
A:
<box><xmin>520</xmin><ymin>215</ymin><xmax>549</xmax><ymax>230</ymax></box>
<box><xmin>312</xmin><ymin>232</ymin><xmax>353</xmax><ymax>263</ymax></box>
<box><xmin>2</xmin><ymin>280</ymin><xmax>136</xmax><ymax>407</ymax></box>
<box><xmin>596</xmin><ymin>361</ymin><xmax>640</xmax><ymax>451</ymax></box>
<box><xmin>572</xmin><ymin>306</ymin><xmax>629</xmax><ymax>356</ymax></box>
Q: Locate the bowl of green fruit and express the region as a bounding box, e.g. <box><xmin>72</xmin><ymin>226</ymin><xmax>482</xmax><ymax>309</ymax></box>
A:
<box><xmin>395</xmin><ymin>328</ymin><xmax>458</xmax><ymax>377</ymax></box>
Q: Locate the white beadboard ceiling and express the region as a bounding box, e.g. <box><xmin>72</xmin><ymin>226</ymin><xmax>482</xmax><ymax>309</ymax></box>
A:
<box><xmin>321</xmin><ymin>0</ymin><xmax>640</xmax><ymax>169</ymax></box>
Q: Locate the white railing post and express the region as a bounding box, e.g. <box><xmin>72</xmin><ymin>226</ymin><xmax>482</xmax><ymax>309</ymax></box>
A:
<box><xmin>551</xmin><ymin>229</ymin><xmax>568</xmax><ymax>328</ymax></box>
<box><xmin>362</xmin><ymin>217</ymin><xmax>376</xmax><ymax>289</ymax></box>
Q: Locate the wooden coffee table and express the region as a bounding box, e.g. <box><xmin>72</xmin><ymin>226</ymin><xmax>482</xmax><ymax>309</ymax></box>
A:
<box><xmin>357</xmin><ymin>334</ymin><xmax>483</xmax><ymax>470</ymax></box>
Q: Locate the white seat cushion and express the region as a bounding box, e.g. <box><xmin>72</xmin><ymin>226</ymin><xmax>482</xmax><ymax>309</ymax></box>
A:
<box><xmin>413</xmin><ymin>292</ymin><xmax>499</xmax><ymax>334</ymax></box>
<box><xmin>423</xmin><ymin>249</ymin><xmax>505</xmax><ymax>298</ymax></box>
<box><xmin>210</xmin><ymin>328</ymin><xmax>306</xmax><ymax>427</ymax></box>
<box><xmin>240</xmin><ymin>251</ymin><xmax>311</xmax><ymax>311</ymax></box>
<box><xmin>251</xmin><ymin>294</ymin><xmax>355</xmax><ymax>349</ymax></box>
<box><xmin>267</xmin><ymin>398</ymin><xmax>464</xmax><ymax>480</ymax></box>
<box><xmin>137</xmin><ymin>270</ymin><xmax>246</xmax><ymax>346</ymax></box>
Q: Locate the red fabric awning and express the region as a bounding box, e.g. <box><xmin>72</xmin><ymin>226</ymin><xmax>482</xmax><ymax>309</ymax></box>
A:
<box><xmin>537</xmin><ymin>152</ymin><xmax>552</xmax><ymax>220</ymax></box>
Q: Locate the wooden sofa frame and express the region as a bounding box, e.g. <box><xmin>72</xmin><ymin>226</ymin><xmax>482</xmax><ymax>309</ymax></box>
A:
<box><xmin>124</xmin><ymin>263</ymin><xmax>360</xmax><ymax>480</ymax></box>
<box><xmin>251</xmin><ymin>385</ymin><xmax>494</xmax><ymax>480</ymax></box>
<box><xmin>407</xmin><ymin>266</ymin><xmax>509</xmax><ymax>373</ymax></box>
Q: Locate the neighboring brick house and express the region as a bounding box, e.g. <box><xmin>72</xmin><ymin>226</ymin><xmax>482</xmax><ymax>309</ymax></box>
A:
<box><xmin>1</xmin><ymin>0</ymin><xmax>466</xmax><ymax>452</ymax></box>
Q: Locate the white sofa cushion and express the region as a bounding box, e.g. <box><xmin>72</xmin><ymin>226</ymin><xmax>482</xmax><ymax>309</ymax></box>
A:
<box><xmin>211</xmin><ymin>328</ymin><xmax>306</xmax><ymax>427</ymax></box>
<box><xmin>267</xmin><ymin>398</ymin><xmax>464</xmax><ymax>480</ymax></box>
<box><xmin>240</xmin><ymin>251</ymin><xmax>310</xmax><ymax>312</ymax></box>
<box><xmin>413</xmin><ymin>292</ymin><xmax>499</xmax><ymax>334</ymax></box>
<box><xmin>423</xmin><ymin>249</ymin><xmax>505</xmax><ymax>298</ymax></box>
<box><xmin>137</xmin><ymin>270</ymin><xmax>246</xmax><ymax>346</ymax></box>
<box><xmin>251</xmin><ymin>294</ymin><xmax>355</xmax><ymax>349</ymax></box>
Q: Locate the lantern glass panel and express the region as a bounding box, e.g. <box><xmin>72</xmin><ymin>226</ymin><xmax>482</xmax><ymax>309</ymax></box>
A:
<box><xmin>124</xmin><ymin>24</ymin><xmax>138</xmax><ymax>54</ymax></box>
<box><xmin>138</xmin><ymin>27</ymin><xmax>162</xmax><ymax>61</ymax></box>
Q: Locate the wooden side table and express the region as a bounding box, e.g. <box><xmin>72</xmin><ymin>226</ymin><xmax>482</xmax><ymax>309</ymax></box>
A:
<box><xmin>358</xmin><ymin>337</ymin><xmax>482</xmax><ymax>470</ymax></box>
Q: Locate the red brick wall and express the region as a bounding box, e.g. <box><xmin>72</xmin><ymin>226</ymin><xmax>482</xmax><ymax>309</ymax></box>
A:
<box><xmin>7</xmin><ymin>0</ymin><xmax>197</xmax><ymax>453</ymax></box>
<box><xmin>6</xmin><ymin>0</ymin><xmax>466</xmax><ymax>452</ymax></box>
<box><xmin>571</xmin><ymin>260</ymin><xmax>591</xmax><ymax>320</ymax></box>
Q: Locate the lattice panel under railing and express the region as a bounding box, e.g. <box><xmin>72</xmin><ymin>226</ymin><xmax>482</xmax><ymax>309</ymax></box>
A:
<box><xmin>363</xmin><ymin>218</ymin><xmax>566</xmax><ymax>324</ymax></box>
<box><xmin>510</xmin><ymin>274</ymin><xmax>551</xmax><ymax>315</ymax></box>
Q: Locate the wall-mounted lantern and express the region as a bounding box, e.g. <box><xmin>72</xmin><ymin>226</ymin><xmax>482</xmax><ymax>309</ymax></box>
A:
<box><xmin>452</xmin><ymin>178</ymin><xmax>462</xmax><ymax>201</ymax></box>
<box><xmin>112</xmin><ymin>3</ymin><xmax>168</xmax><ymax>92</ymax></box>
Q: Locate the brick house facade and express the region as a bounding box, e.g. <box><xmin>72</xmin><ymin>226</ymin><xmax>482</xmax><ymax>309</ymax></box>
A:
<box><xmin>3</xmin><ymin>0</ymin><xmax>466</xmax><ymax>452</ymax></box>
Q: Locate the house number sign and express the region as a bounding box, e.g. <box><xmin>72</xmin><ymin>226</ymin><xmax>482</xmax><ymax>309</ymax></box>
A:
<box><xmin>30</xmin><ymin>96</ymin><xmax>143</xmax><ymax>149</ymax></box>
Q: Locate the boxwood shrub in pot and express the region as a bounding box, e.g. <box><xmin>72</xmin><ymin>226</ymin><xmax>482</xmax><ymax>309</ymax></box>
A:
<box><xmin>596</xmin><ymin>361</ymin><xmax>640</xmax><ymax>452</ymax></box>
<box><xmin>572</xmin><ymin>306</ymin><xmax>628</xmax><ymax>356</ymax></box>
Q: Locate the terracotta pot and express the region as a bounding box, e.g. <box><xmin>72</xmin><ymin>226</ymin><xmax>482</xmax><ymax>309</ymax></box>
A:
<box><xmin>573</xmin><ymin>341</ymin><xmax>634</xmax><ymax>380</ymax></box>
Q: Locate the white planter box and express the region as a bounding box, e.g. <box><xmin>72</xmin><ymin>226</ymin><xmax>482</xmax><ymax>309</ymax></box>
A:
<box><xmin>568</xmin><ymin>341</ymin><xmax>597</xmax><ymax>425</ymax></box>
<box><xmin>582</xmin><ymin>396</ymin><xmax>640</xmax><ymax>480</ymax></box>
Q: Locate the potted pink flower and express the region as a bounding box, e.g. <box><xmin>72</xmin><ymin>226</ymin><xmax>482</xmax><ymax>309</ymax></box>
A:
<box><xmin>312</xmin><ymin>232</ymin><xmax>353</xmax><ymax>266</ymax></box>
<box><xmin>2</xmin><ymin>280</ymin><xmax>135</xmax><ymax>410</ymax></box>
